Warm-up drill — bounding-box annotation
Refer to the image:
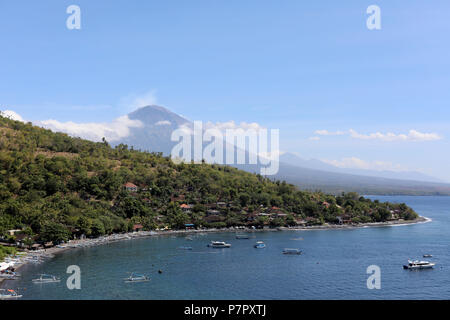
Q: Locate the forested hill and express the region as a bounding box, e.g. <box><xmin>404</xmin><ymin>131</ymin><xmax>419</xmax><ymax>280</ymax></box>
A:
<box><xmin>0</xmin><ymin>116</ymin><xmax>418</xmax><ymax>244</ymax></box>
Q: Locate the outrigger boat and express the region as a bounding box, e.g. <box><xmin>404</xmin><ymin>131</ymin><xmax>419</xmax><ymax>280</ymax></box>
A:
<box><xmin>0</xmin><ymin>289</ymin><xmax>22</xmax><ymax>300</ymax></box>
<box><xmin>403</xmin><ymin>259</ymin><xmax>435</xmax><ymax>269</ymax></box>
<box><xmin>207</xmin><ymin>241</ymin><xmax>231</xmax><ymax>248</ymax></box>
<box><xmin>282</xmin><ymin>248</ymin><xmax>302</xmax><ymax>255</ymax></box>
<box><xmin>32</xmin><ymin>274</ymin><xmax>61</xmax><ymax>283</ymax></box>
<box><xmin>124</xmin><ymin>273</ymin><xmax>150</xmax><ymax>282</ymax></box>
<box><xmin>254</xmin><ymin>241</ymin><xmax>266</xmax><ymax>249</ymax></box>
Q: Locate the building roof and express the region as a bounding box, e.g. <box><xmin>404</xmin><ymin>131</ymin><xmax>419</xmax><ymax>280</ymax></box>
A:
<box><xmin>124</xmin><ymin>182</ymin><xmax>138</xmax><ymax>188</ymax></box>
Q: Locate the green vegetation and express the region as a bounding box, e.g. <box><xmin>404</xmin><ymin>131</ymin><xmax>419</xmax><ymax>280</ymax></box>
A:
<box><xmin>0</xmin><ymin>115</ymin><xmax>419</xmax><ymax>244</ymax></box>
<box><xmin>0</xmin><ymin>244</ymin><xmax>16</xmax><ymax>261</ymax></box>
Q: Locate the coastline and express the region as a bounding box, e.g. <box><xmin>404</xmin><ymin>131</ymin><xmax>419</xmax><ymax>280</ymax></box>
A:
<box><xmin>0</xmin><ymin>215</ymin><xmax>429</xmax><ymax>288</ymax></box>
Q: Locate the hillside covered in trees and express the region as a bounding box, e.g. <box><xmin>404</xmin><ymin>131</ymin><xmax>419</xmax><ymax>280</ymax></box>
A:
<box><xmin>0</xmin><ymin>115</ymin><xmax>419</xmax><ymax>245</ymax></box>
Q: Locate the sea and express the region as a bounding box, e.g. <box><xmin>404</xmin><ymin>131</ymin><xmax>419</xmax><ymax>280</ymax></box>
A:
<box><xmin>6</xmin><ymin>196</ymin><xmax>450</xmax><ymax>299</ymax></box>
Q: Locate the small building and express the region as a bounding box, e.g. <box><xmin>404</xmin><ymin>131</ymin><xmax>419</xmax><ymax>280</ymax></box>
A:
<box><xmin>133</xmin><ymin>224</ymin><xmax>144</xmax><ymax>232</ymax></box>
<box><xmin>206</xmin><ymin>209</ymin><xmax>221</xmax><ymax>216</ymax></box>
<box><xmin>31</xmin><ymin>243</ymin><xmax>44</xmax><ymax>250</ymax></box>
<box><xmin>44</xmin><ymin>241</ymin><xmax>54</xmax><ymax>248</ymax></box>
<box><xmin>6</xmin><ymin>229</ymin><xmax>22</xmax><ymax>236</ymax></box>
<box><xmin>180</xmin><ymin>204</ymin><xmax>193</xmax><ymax>213</ymax></box>
<box><xmin>185</xmin><ymin>223</ymin><xmax>195</xmax><ymax>230</ymax></box>
<box><xmin>123</xmin><ymin>182</ymin><xmax>138</xmax><ymax>192</ymax></box>
<box><xmin>216</xmin><ymin>202</ymin><xmax>227</xmax><ymax>208</ymax></box>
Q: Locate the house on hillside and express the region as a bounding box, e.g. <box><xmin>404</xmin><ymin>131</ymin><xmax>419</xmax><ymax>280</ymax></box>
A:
<box><xmin>180</xmin><ymin>204</ymin><xmax>193</xmax><ymax>213</ymax></box>
<box><xmin>133</xmin><ymin>224</ymin><xmax>144</xmax><ymax>232</ymax></box>
<box><xmin>123</xmin><ymin>182</ymin><xmax>138</xmax><ymax>192</ymax></box>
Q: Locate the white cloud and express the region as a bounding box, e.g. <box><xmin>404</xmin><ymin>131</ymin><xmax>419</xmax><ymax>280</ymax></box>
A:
<box><xmin>155</xmin><ymin>120</ymin><xmax>171</xmax><ymax>126</ymax></box>
<box><xmin>119</xmin><ymin>90</ymin><xmax>158</xmax><ymax>112</ymax></box>
<box><xmin>0</xmin><ymin>110</ymin><xmax>25</xmax><ymax>122</ymax></box>
<box><xmin>312</xmin><ymin>128</ymin><xmax>442</xmax><ymax>142</ymax></box>
<box><xmin>322</xmin><ymin>157</ymin><xmax>407</xmax><ymax>172</ymax></box>
<box><xmin>308</xmin><ymin>136</ymin><xmax>320</xmax><ymax>141</ymax></box>
<box><xmin>349</xmin><ymin>129</ymin><xmax>441</xmax><ymax>142</ymax></box>
<box><xmin>36</xmin><ymin>115</ymin><xmax>143</xmax><ymax>142</ymax></box>
<box><xmin>204</xmin><ymin>120</ymin><xmax>265</xmax><ymax>133</ymax></box>
<box><xmin>314</xmin><ymin>130</ymin><xmax>345</xmax><ymax>136</ymax></box>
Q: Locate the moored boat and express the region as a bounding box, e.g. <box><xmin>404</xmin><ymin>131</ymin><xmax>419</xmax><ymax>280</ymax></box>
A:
<box><xmin>236</xmin><ymin>234</ymin><xmax>250</xmax><ymax>239</ymax></box>
<box><xmin>403</xmin><ymin>259</ymin><xmax>435</xmax><ymax>269</ymax></box>
<box><xmin>207</xmin><ymin>241</ymin><xmax>231</xmax><ymax>248</ymax></box>
<box><xmin>32</xmin><ymin>274</ymin><xmax>61</xmax><ymax>283</ymax></box>
<box><xmin>282</xmin><ymin>248</ymin><xmax>302</xmax><ymax>255</ymax></box>
<box><xmin>124</xmin><ymin>272</ymin><xmax>150</xmax><ymax>282</ymax></box>
<box><xmin>254</xmin><ymin>241</ymin><xmax>266</xmax><ymax>249</ymax></box>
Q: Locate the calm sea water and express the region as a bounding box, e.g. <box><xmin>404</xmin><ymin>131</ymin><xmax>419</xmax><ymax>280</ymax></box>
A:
<box><xmin>7</xmin><ymin>196</ymin><xmax>450</xmax><ymax>300</ymax></box>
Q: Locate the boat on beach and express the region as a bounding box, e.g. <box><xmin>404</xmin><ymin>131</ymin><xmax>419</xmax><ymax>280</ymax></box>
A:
<box><xmin>32</xmin><ymin>274</ymin><xmax>61</xmax><ymax>283</ymax></box>
<box><xmin>254</xmin><ymin>241</ymin><xmax>266</xmax><ymax>249</ymax></box>
<box><xmin>207</xmin><ymin>241</ymin><xmax>231</xmax><ymax>248</ymax></box>
<box><xmin>403</xmin><ymin>259</ymin><xmax>435</xmax><ymax>270</ymax></box>
<box><xmin>0</xmin><ymin>289</ymin><xmax>22</xmax><ymax>300</ymax></box>
<box><xmin>124</xmin><ymin>272</ymin><xmax>150</xmax><ymax>282</ymax></box>
<box><xmin>282</xmin><ymin>248</ymin><xmax>302</xmax><ymax>255</ymax></box>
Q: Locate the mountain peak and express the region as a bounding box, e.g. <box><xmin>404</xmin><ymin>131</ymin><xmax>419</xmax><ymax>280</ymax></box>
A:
<box><xmin>128</xmin><ymin>105</ymin><xmax>189</xmax><ymax>126</ymax></box>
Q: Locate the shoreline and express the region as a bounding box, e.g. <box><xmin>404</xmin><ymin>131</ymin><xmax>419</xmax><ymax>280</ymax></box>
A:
<box><xmin>0</xmin><ymin>216</ymin><xmax>429</xmax><ymax>288</ymax></box>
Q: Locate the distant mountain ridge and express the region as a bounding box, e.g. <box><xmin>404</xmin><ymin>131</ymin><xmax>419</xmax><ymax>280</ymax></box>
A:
<box><xmin>107</xmin><ymin>105</ymin><xmax>450</xmax><ymax>195</ymax></box>
<box><xmin>279</xmin><ymin>152</ymin><xmax>443</xmax><ymax>184</ymax></box>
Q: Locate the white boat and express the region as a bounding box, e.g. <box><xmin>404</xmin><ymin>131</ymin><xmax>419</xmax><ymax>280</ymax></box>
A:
<box><xmin>124</xmin><ymin>273</ymin><xmax>150</xmax><ymax>282</ymax></box>
<box><xmin>0</xmin><ymin>272</ymin><xmax>20</xmax><ymax>280</ymax></box>
<box><xmin>403</xmin><ymin>259</ymin><xmax>435</xmax><ymax>269</ymax></box>
<box><xmin>32</xmin><ymin>274</ymin><xmax>61</xmax><ymax>283</ymax></box>
<box><xmin>282</xmin><ymin>248</ymin><xmax>302</xmax><ymax>255</ymax></box>
<box><xmin>0</xmin><ymin>289</ymin><xmax>22</xmax><ymax>300</ymax></box>
<box><xmin>207</xmin><ymin>241</ymin><xmax>231</xmax><ymax>248</ymax></box>
<box><xmin>254</xmin><ymin>241</ymin><xmax>266</xmax><ymax>249</ymax></box>
<box><xmin>236</xmin><ymin>234</ymin><xmax>250</xmax><ymax>239</ymax></box>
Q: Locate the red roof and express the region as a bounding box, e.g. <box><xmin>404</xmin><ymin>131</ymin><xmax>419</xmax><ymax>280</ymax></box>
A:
<box><xmin>124</xmin><ymin>182</ymin><xmax>138</xmax><ymax>188</ymax></box>
<box><xmin>133</xmin><ymin>224</ymin><xmax>143</xmax><ymax>230</ymax></box>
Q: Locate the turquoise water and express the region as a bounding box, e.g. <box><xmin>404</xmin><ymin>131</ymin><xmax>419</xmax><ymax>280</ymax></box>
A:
<box><xmin>7</xmin><ymin>196</ymin><xmax>450</xmax><ymax>299</ymax></box>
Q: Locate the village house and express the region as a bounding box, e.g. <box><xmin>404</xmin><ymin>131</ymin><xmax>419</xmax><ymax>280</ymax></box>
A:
<box><xmin>123</xmin><ymin>182</ymin><xmax>138</xmax><ymax>192</ymax></box>
<box><xmin>133</xmin><ymin>224</ymin><xmax>144</xmax><ymax>232</ymax></box>
<box><xmin>206</xmin><ymin>209</ymin><xmax>221</xmax><ymax>216</ymax></box>
<box><xmin>180</xmin><ymin>204</ymin><xmax>193</xmax><ymax>213</ymax></box>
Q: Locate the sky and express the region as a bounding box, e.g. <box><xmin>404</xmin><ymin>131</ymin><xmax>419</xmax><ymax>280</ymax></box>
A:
<box><xmin>1</xmin><ymin>1</ymin><xmax>450</xmax><ymax>181</ymax></box>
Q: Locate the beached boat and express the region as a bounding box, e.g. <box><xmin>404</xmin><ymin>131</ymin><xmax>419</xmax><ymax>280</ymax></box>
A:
<box><xmin>124</xmin><ymin>273</ymin><xmax>150</xmax><ymax>282</ymax></box>
<box><xmin>207</xmin><ymin>241</ymin><xmax>231</xmax><ymax>248</ymax></box>
<box><xmin>32</xmin><ymin>274</ymin><xmax>61</xmax><ymax>283</ymax></box>
<box><xmin>254</xmin><ymin>241</ymin><xmax>266</xmax><ymax>249</ymax></box>
<box><xmin>403</xmin><ymin>259</ymin><xmax>435</xmax><ymax>269</ymax></box>
<box><xmin>282</xmin><ymin>248</ymin><xmax>302</xmax><ymax>255</ymax></box>
<box><xmin>0</xmin><ymin>272</ymin><xmax>20</xmax><ymax>280</ymax></box>
<box><xmin>0</xmin><ymin>289</ymin><xmax>22</xmax><ymax>300</ymax></box>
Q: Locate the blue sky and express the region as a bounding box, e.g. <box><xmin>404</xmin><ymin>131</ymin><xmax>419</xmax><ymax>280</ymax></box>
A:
<box><xmin>1</xmin><ymin>1</ymin><xmax>450</xmax><ymax>180</ymax></box>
